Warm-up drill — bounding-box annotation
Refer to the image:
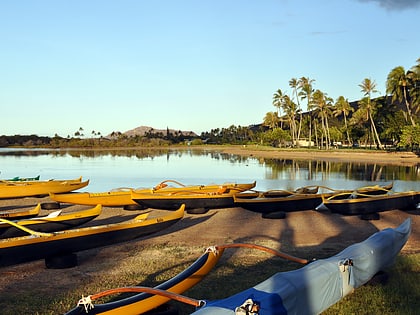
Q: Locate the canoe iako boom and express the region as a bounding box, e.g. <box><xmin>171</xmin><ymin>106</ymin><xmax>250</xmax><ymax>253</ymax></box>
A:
<box><xmin>0</xmin><ymin>205</ymin><xmax>184</xmax><ymax>267</ymax></box>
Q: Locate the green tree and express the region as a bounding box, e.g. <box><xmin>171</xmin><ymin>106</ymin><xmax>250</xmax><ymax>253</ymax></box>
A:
<box><xmin>263</xmin><ymin>112</ymin><xmax>280</xmax><ymax>129</ymax></box>
<box><xmin>311</xmin><ymin>89</ymin><xmax>333</xmax><ymax>149</ymax></box>
<box><xmin>272</xmin><ymin>89</ymin><xmax>284</xmax><ymax>117</ymax></box>
<box><xmin>333</xmin><ymin>96</ymin><xmax>353</xmax><ymax>146</ymax></box>
<box><xmin>289</xmin><ymin>78</ymin><xmax>303</xmax><ymax>141</ymax></box>
<box><xmin>298</xmin><ymin>77</ymin><xmax>315</xmax><ymax>147</ymax></box>
<box><xmin>386</xmin><ymin>66</ymin><xmax>416</xmax><ymax>126</ymax></box>
<box><xmin>359</xmin><ymin>78</ymin><xmax>382</xmax><ymax>148</ymax></box>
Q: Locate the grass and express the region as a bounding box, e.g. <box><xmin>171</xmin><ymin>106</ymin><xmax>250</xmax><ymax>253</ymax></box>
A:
<box><xmin>0</xmin><ymin>244</ymin><xmax>418</xmax><ymax>314</ymax></box>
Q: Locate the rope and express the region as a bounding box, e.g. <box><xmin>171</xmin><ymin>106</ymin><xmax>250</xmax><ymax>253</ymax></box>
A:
<box><xmin>78</xmin><ymin>287</ymin><xmax>205</xmax><ymax>311</ymax></box>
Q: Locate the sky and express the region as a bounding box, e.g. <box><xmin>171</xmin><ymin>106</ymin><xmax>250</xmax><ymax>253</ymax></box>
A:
<box><xmin>1</xmin><ymin>0</ymin><xmax>420</xmax><ymax>138</ymax></box>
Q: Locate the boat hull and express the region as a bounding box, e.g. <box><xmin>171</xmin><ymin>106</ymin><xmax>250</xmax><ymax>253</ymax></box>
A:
<box><xmin>132</xmin><ymin>195</ymin><xmax>235</xmax><ymax>210</ymax></box>
<box><xmin>0</xmin><ymin>206</ymin><xmax>184</xmax><ymax>267</ymax></box>
<box><xmin>233</xmin><ymin>193</ymin><xmax>332</xmax><ymax>213</ymax></box>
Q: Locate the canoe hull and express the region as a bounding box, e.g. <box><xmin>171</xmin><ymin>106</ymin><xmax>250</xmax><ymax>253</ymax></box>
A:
<box><xmin>133</xmin><ymin>195</ymin><xmax>234</xmax><ymax>210</ymax></box>
<box><xmin>233</xmin><ymin>194</ymin><xmax>330</xmax><ymax>213</ymax></box>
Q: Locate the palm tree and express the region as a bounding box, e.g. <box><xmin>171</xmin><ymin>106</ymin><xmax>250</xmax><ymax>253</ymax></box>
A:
<box><xmin>272</xmin><ymin>89</ymin><xmax>284</xmax><ymax>117</ymax></box>
<box><xmin>386</xmin><ymin>66</ymin><xmax>416</xmax><ymax>126</ymax></box>
<box><xmin>289</xmin><ymin>78</ymin><xmax>302</xmax><ymax>142</ymax></box>
<box><xmin>281</xmin><ymin>95</ymin><xmax>299</xmax><ymax>145</ymax></box>
<box><xmin>334</xmin><ymin>96</ymin><xmax>353</xmax><ymax>146</ymax></box>
<box><xmin>358</xmin><ymin>78</ymin><xmax>382</xmax><ymax>148</ymax></box>
<box><xmin>311</xmin><ymin>89</ymin><xmax>333</xmax><ymax>149</ymax></box>
<box><xmin>263</xmin><ymin>112</ymin><xmax>280</xmax><ymax>129</ymax></box>
<box><xmin>298</xmin><ymin>77</ymin><xmax>315</xmax><ymax>147</ymax></box>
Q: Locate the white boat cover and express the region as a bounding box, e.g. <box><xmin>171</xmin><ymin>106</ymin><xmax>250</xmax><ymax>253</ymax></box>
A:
<box><xmin>192</xmin><ymin>218</ymin><xmax>411</xmax><ymax>315</ymax></box>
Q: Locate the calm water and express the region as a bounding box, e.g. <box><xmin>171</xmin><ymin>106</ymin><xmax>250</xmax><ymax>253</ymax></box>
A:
<box><xmin>0</xmin><ymin>148</ymin><xmax>419</xmax><ymax>192</ymax></box>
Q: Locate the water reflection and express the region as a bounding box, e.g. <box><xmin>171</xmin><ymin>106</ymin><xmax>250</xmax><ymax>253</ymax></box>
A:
<box><xmin>0</xmin><ymin>148</ymin><xmax>419</xmax><ymax>192</ymax></box>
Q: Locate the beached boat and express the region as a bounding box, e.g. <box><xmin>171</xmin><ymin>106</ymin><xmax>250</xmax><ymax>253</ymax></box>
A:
<box><xmin>233</xmin><ymin>183</ymin><xmax>394</xmax><ymax>218</ymax></box>
<box><xmin>65</xmin><ymin>244</ymin><xmax>307</xmax><ymax>315</ymax></box>
<box><xmin>49</xmin><ymin>180</ymin><xmax>256</xmax><ymax>208</ymax></box>
<box><xmin>49</xmin><ymin>188</ymin><xmax>139</xmax><ymax>208</ymax></box>
<box><xmin>319</xmin><ymin>191</ymin><xmax>420</xmax><ymax>216</ymax></box>
<box><xmin>0</xmin><ymin>205</ymin><xmax>184</xmax><ymax>267</ymax></box>
<box><xmin>0</xmin><ymin>203</ymin><xmax>41</xmax><ymax>219</ymax></box>
<box><xmin>67</xmin><ymin>218</ymin><xmax>411</xmax><ymax>315</ymax></box>
<box><xmin>2</xmin><ymin>175</ymin><xmax>40</xmax><ymax>181</ymax></box>
<box><xmin>131</xmin><ymin>181</ymin><xmax>256</xmax><ymax>211</ymax></box>
<box><xmin>189</xmin><ymin>218</ymin><xmax>411</xmax><ymax>315</ymax></box>
<box><xmin>0</xmin><ymin>176</ymin><xmax>89</xmax><ymax>199</ymax></box>
<box><xmin>234</xmin><ymin>192</ymin><xmax>330</xmax><ymax>216</ymax></box>
<box><xmin>0</xmin><ymin>204</ymin><xmax>102</xmax><ymax>238</ymax></box>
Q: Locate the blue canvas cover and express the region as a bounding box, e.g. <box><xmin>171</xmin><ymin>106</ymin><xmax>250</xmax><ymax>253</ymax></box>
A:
<box><xmin>192</xmin><ymin>218</ymin><xmax>411</xmax><ymax>315</ymax></box>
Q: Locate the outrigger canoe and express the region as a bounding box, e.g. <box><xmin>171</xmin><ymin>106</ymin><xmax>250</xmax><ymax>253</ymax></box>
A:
<box><xmin>65</xmin><ymin>244</ymin><xmax>308</xmax><ymax>315</ymax></box>
<box><xmin>0</xmin><ymin>204</ymin><xmax>102</xmax><ymax>238</ymax></box>
<box><xmin>0</xmin><ymin>205</ymin><xmax>184</xmax><ymax>267</ymax></box>
<box><xmin>66</xmin><ymin>218</ymin><xmax>411</xmax><ymax>315</ymax></box>
<box><xmin>2</xmin><ymin>175</ymin><xmax>40</xmax><ymax>181</ymax></box>
<box><xmin>0</xmin><ymin>203</ymin><xmax>41</xmax><ymax>219</ymax></box>
<box><xmin>319</xmin><ymin>191</ymin><xmax>420</xmax><ymax>216</ymax></box>
<box><xmin>49</xmin><ymin>180</ymin><xmax>256</xmax><ymax>208</ymax></box>
<box><xmin>234</xmin><ymin>183</ymin><xmax>393</xmax><ymax>218</ymax></box>
<box><xmin>0</xmin><ymin>176</ymin><xmax>89</xmax><ymax>199</ymax></box>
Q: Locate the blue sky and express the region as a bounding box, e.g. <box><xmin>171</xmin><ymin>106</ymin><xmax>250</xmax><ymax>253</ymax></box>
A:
<box><xmin>1</xmin><ymin>0</ymin><xmax>419</xmax><ymax>137</ymax></box>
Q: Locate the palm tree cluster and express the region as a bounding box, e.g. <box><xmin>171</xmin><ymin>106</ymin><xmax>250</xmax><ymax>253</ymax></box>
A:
<box><xmin>265</xmin><ymin>58</ymin><xmax>420</xmax><ymax>150</ymax></box>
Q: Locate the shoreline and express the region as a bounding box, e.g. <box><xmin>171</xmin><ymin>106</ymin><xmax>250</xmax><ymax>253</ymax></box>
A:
<box><xmin>212</xmin><ymin>145</ymin><xmax>420</xmax><ymax>166</ymax></box>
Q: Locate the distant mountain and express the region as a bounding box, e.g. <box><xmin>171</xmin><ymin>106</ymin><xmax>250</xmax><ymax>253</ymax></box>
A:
<box><xmin>108</xmin><ymin>126</ymin><xmax>198</xmax><ymax>138</ymax></box>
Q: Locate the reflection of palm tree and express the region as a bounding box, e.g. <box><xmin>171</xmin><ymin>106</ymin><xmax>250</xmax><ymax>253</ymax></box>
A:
<box><xmin>386</xmin><ymin>66</ymin><xmax>416</xmax><ymax>126</ymax></box>
<box><xmin>334</xmin><ymin>96</ymin><xmax>353</xmax><ymax>146</ymax></box>
<box><xmin>358</xmin><ymin>78</ymin><xmax>382</xmax><ymax>148</ymax></box>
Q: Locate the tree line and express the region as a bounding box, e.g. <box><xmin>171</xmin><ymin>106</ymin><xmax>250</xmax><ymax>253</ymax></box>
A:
<box><xmin>263</xmin><ymin>57</ymin><xmax>420</xmax><ymax>150</ymax></box>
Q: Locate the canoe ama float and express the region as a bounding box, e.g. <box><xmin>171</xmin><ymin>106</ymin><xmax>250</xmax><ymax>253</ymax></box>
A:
<box><xmin>0</xmin><ymin>204</ymin><xmax>102</xmax><ymax>238</ymax></box>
